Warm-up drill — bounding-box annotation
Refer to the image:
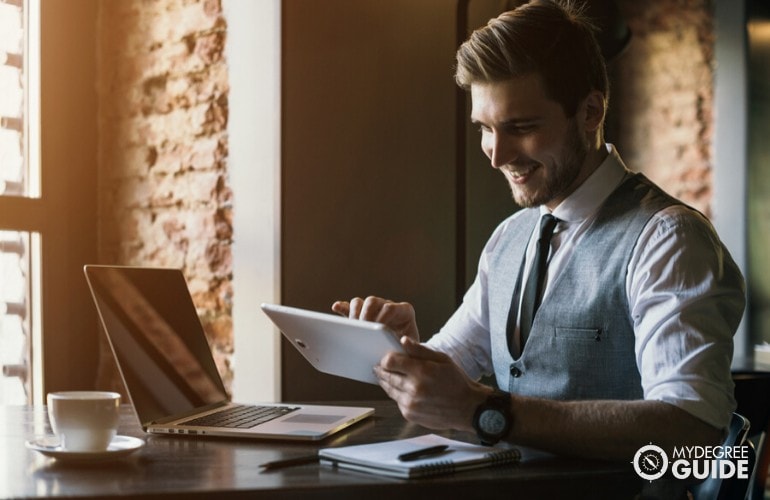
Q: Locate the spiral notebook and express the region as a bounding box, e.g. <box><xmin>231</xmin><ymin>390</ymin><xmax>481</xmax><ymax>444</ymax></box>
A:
<box><xmin>319</xmin><ymin>434</ymin><xmax>520</xmax><ymax>479</ymax></box>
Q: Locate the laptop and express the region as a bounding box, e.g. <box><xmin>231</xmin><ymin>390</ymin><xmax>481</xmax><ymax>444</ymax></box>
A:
<box><xmin>83</xmin><ymin>265</ymin><xmax>374</xmax><ymax>441</ymax></box>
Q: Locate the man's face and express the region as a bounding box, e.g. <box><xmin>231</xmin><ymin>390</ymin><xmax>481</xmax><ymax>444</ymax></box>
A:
<box><xmin>470</xmin><ymin>74</ymin><xmax>591</xmax><ymax>210</ymax></box>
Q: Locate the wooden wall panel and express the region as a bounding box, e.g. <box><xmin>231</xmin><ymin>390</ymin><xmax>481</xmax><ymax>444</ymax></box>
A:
<box><xmin>282</xmin><ymin>0</ymin><xmax>459</xmax><ymax>401</ymax></box>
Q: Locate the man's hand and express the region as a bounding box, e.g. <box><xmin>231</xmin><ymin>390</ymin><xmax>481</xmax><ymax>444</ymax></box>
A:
<box><xmin>333</xmin><ymin>297</ymin><xmax>488</xmax><ymax>431</ymax></box>
<box><xmin>332</xmin><ymin>296</ymin><xmax>420</xmax><ymax>342</ymax></box>
<box><xmin>374</xmin><ymin>336</ymin><xmax>491</xmax><ymax>432</ymax></box>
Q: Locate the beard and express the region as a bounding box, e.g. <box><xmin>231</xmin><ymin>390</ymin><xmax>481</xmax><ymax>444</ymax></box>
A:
<box><xmin>509</xmin><ymin>118</ymin><xmax>589</xmax><ymax>208</ymax></box>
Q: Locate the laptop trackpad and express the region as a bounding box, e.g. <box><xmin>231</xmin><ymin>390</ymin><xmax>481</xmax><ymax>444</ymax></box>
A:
<box><xmin>282</xmin><ymin>414</ymin><xmax>344</xmax><ymax>425</ymax></box>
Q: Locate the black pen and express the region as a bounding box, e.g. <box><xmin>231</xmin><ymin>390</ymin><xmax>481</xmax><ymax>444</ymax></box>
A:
<box><xmin>259</xmin><ymin>454</ymin><xmax>319</xmax><ymax>471</ymax></box>
<box><xmin>397</xmin><ymin>444</ymin><xmax>450</xmax><ymax>462</ymax></box>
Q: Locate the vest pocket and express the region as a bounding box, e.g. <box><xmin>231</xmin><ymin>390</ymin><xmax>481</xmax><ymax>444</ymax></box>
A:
<box><xmin>555</xmin><ymin>327</ymin><xmax>602</xmax><ymax>342</ymax></box>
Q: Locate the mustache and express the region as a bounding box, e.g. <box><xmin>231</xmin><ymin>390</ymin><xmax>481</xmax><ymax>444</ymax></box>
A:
<box><xmin>502</xmin><ymin>161</ymin><xmax>540</xmax><ymax>172</ymax></box>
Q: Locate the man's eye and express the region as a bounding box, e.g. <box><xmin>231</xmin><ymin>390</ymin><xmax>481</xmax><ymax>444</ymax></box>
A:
<box><xmin>477</xmin><ymin>125</ymin><xmax>491</xmax><ymax>133</ymax></box>
<box><xmin>507</xmin><ymin>125</ymin><xmax>535</xmax><ymax>135</ymax></box>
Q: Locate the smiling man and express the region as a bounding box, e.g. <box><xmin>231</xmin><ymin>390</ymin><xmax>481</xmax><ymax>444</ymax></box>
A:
<box><xmin>333</xmin><ymin>0</ymin><xmax>745</xmax><ymax>462</ymax></box>
<box><xmin>471</xmin><ymin>72</ymin><xmax>601</xmax><ymax>211</ymax></box>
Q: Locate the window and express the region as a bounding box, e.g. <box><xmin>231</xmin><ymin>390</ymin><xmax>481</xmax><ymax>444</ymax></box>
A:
<box><xmin>225</xmin><ymin>0</ymin><xmax>282</xmax><ymax>402</ymax></box>
<box><xmin>0</xmin><ymin>0</ymin><xmax>39</xmax><ymax>405</ymax></box>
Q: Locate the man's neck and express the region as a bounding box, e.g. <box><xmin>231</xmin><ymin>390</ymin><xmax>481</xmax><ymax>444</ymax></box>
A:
<box><xmin>544</xmin><ymin>142</ymin><xmax>610</xmax><ymax>211</ymax></box>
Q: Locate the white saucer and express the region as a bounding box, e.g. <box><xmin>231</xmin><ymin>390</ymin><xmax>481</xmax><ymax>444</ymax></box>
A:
<box><xmin>26</xmin><ymin>435</ymin><xmax>144</xmax><ymax>462</ymax></box>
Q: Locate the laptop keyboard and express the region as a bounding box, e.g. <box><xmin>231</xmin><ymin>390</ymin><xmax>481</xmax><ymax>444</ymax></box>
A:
<box><xmin>185</xmin><ymin>404</ymin><xmax>300</xmax><ymax>429</ymax></box>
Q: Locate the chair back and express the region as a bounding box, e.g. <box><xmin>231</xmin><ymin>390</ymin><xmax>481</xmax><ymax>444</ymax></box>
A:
<box><xmin>690</xmin><ymin>413</ymin><xmax>755</xmax><ymax>500</ymax></box>
<box><xmin>732</xmin><ymin>371</ymin><xmax>770</xmax><ymax>500</ymax></box>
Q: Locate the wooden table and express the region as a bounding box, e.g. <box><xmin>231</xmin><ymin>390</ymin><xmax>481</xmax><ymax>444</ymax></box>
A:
<box><xmin>1</xmin><ymin>400</ymin><xmax>653</xmax><ymax>499</ymax></box>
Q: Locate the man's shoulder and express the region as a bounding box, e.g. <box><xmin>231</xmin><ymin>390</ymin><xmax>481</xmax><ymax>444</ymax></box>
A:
<box><xmin>619</xmin><ymin>175</ymin><xmax>714</xmax><ymax>231</ymax></box>
<box><xmin>597</xmin><ymin>173</ymin><xmax>692</xmax><ymax>227</ymax></box>
<box><xmin>644</xmin><ymin>204</ymin><xmax>719</xmax><ymax>242</ymax></box>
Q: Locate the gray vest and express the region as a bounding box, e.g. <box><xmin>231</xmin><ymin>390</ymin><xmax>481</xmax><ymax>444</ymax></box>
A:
<box><xmin>488</xmin><ymin>174</ymin><xmax>679</xmax><ymax>400</ymax></box>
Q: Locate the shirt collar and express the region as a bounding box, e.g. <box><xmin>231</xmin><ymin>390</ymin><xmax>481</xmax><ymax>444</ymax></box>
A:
<box><xmin>542</xmin><ymin>143</ymin><xmax>631</xmax><ymax>223</ymax></box>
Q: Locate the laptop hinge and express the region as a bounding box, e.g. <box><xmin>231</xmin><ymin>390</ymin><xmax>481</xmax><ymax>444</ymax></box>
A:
<box><xmin>148</xmin><ymin>400</ymin><xmax>231</xmax><ymax>426</ymax></box>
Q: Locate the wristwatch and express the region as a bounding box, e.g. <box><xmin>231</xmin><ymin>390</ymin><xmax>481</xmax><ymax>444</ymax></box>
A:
<box><xmin>472</xmin><ymin>389</ymin><xmax>513</xmax><ymax>446</ymax></box>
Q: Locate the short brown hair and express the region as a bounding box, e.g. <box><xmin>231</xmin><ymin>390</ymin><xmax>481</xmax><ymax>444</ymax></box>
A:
<box><xmin>455</xmin><ymin>0</ymin><xmax>608</xmax><ymax>117</ymax></box>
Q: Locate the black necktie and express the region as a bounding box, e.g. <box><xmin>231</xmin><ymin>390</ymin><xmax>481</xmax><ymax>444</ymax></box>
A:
<box><xmin>519</xmin><ymin>214</ymin><xmax>558</xmax><ymax>349</ymax></box>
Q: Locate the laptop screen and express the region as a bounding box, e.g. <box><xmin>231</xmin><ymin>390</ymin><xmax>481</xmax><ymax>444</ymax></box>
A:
<box><xmin>85</xmin><ymin>266</ymin><xmax>229</xmax><ymax>424</ymax></box>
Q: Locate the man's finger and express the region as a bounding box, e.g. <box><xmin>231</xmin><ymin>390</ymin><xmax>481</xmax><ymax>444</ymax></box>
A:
<box><xmin>360</xmin><ymin>296</ymin><xmax>387</xmax><ymax>322</ymax></box>
<box><xmin>400</xmin><ymin>336</ymin><xmax>446</xmax><ymax>362</ymax></box>
<box><xmin>374</xmin><ymin>365</ymin><xmax>402</xmax><ymax>397</ymax></box>
<box><xmin>349</xmin><ymin>297</ymin><xmax>364</xmax><ymax>319</ymax></box>
<box><xmin>331</xmin><ymin>301</ymin><xmax>350</xmax><ymax>317</ymax></box>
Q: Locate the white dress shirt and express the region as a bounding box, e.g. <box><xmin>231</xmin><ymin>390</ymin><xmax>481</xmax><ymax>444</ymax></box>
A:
<box><xmin>427</xmin><ymin>144</ymin><xmax>743</xmax><ymax>429</ymax></box>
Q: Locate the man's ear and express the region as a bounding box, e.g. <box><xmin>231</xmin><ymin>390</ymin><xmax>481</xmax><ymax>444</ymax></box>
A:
<box><xmin>582</xmin><ymin>90</ymin><xmax>606</xmax><ymax>133</ymax></box>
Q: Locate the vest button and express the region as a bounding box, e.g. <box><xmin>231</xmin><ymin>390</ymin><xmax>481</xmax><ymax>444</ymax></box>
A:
<box><xmin>510</xmin><ymin>366</ymin><xmax>522</xmax><ymax>378</ymax></box>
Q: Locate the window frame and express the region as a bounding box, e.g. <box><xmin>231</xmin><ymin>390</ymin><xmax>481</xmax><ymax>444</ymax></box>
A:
<box><xmin>0</xmin><ymin>0</ymin><xmax>100</xmax><ymax>404</ymax></box>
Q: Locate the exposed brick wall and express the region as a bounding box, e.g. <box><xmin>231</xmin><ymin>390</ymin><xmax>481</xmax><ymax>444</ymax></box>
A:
<box><xmin>96</xmin><ymin>0</ymin><xmax>233</xmax><ymax>391</ymax></box>
<box><xmin>611</xmin><ymin>0</ymin><xmax>715</xmax><ymax>217</ymax></box>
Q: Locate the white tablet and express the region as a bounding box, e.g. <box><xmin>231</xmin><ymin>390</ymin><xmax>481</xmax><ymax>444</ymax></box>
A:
<box><xmin>261</xmin><ymin>303</ymin><xmax>404</xmax><ymax>385</ymax></box>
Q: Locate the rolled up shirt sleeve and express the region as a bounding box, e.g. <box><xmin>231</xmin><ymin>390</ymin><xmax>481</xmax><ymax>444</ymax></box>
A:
<box><xmin>426</xmin><ymin>282</ymin><xmax>493</xmax><ymax>382</ymax></box>
<box><xmin>629</xmin><ymin>205</ymin><xmax>746</xmax><ymax>431</ymax></box>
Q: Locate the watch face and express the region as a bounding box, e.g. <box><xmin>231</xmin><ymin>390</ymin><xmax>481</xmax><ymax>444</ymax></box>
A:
<box><xmin>479</xmin><ymin>409</ymin><xmax>507</xmax><ymax>435</ymax></box>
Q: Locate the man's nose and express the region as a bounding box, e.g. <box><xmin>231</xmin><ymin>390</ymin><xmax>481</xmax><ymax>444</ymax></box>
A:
<box><xmin>487</xmin><ymin>133</ymin><xmax>516</xmax><ymax>169</ymax></box>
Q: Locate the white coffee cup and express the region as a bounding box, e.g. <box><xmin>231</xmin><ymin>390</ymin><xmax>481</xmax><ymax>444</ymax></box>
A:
<box><xmin>47</xmin><ymin>391</ymin><xmax>121</xmax><ymax>452</ymax></box>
